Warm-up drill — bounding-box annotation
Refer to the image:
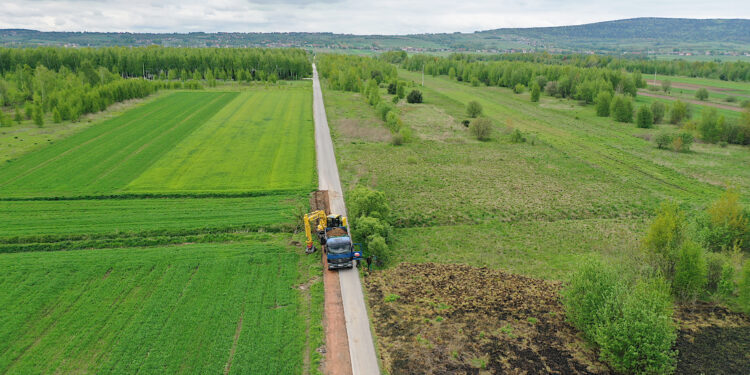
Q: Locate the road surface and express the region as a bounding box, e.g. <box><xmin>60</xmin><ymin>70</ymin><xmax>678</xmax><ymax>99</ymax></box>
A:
<box><xmin>312</xmin><ymin>63</ymin><xmax>380</xmax><ymax>375</ymax></box>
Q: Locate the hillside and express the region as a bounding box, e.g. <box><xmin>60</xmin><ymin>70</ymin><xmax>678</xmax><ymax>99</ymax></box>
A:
<box><xmin>1</xmin><ymin>18</ymin><xmax>749</xmax><ymax>55</ymax></box>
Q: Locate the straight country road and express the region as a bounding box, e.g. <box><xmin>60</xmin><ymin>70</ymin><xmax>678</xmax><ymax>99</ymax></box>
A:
<box><xmin>312</xmin><ymin>63</ymin><xmax>380</xmax><ymax>375</ymax></box>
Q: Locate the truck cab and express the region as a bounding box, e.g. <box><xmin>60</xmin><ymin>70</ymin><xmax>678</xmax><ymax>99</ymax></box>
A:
<box><xmin>324</xmin><ymin>226</ymin><xmax>363</xmax><ymax>270</ymax></box>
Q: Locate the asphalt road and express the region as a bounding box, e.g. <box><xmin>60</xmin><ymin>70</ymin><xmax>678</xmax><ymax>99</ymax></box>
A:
<box><xmin>312</xmin><ymin>63</ymin><xmax>380</xmax><ymax>375</ymax></box>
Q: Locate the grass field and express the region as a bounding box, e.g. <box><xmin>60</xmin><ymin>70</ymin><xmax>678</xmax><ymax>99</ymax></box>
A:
<box><xmin>0</xmin><ymin>241</ymin><xmax>313</xmax><ymax>374</ymax></box>
<box><xmin>0</xmin><ymin>92</ymin><xmax>237</xmax><ymax>198</ymax></box>
<box><xmin>127</xmin><ymin>86</ymin><xmax>315</xmax><ymax>193</ymax></box>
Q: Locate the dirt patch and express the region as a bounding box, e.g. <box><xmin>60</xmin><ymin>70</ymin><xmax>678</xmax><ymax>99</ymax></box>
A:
<box><xmin>365</xmin><ymin>263</ymin><xmax>606</xmax><ymax>375</ymax></box>
<box><xmin>327</xmin><ymin>227</ymin><xmax>347</xmax><ymax>237</ymax></box>
<box><xmin>638</xmin><ymin>91</ymin><xmax>743</xmax><ymax>112</ymax></box>
<box><xmin>674</xmin><ymin>302</ymin><xmax>750</xmax><ymax>374</ymax></box>
<box><xmin>311</xmin><ymin>190</ymin><xmax>330</xmax><ymax>214</ymax></box>
<box><xmin>647</xmin><ymin>79</ymin><xmax>749</xmax><ymax>97</ymax></box>
<box><xmin>336</xmin><ymin>118</ymin><xmax>391</xmax><ymax>142</ymax></box>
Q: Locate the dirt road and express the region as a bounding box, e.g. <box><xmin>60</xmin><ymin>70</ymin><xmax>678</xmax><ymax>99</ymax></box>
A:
<box><xmin>638</xmin><ymin>90</ymin><xmax>743</xmax><ymax>112</ymax></box>
<box><xmin>312</xmin><ymin>63</ymin><xmax>380</xmax><ymax>375</ymax></box>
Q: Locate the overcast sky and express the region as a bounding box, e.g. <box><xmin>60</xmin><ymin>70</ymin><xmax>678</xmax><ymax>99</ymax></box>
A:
<box><xmin>1</xmin><ymin>0</ymin><xmax>749</xmax><ymax>34</ymax></box>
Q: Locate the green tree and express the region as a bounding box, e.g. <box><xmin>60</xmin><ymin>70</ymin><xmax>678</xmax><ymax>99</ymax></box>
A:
<box><xmin>673</xmin><ymin>241</ymin><xmax>708</xmax><ymax>302</ymax></box>
<box><xmin>595</xmin><ymin>91</ymin><xmax>612</xmax><ymax>117</ymax></box>
<box><xmin>698</xmin><ymin>108</ymin><xmax>723</xmax><ymax>143</ymax></box>
<box><xmin>32</xmin><ymin>104</ymin><xmax>44</xmax><ymax>127</ymax></box>
<box><xmin>661</xmin><ymin>79</ymin><xmax>672</xmax><ymax>93</ymax></box>
<box><xmin>695</xmin><ymin>88</ymin><xmax>709</xmax><ymax>101</ymax></box>
<box><xmin>643</xmin><ymin>202</ymin><xmax>685</xmax><ymax>278</ymax></box>
<box><xmin>406</xmin><ymin>90</ymin><xmax>422</xmax><ymax>104</ymax></box>
<box><xmin>669</xmin><ymin>100</ymin><xmax>690</xmax><ymax>124</ymax></box>
<box><xmin>651</xmin><ymin>101</ymin><xmax>666</xmax><ymax>124</ymax></box>
<box><xmin>396</xmin><ymin>83</ymin><xmax>406</xmax><ymax>99</ymax></box>
<box><xmin>636</xmin><ymin>105</ymin><xmax>654</xmax><ymax>128</ymax></box>
<box><xmin>466</xmin><ymin>100</ymin><xmax>483</xmax><ymax>118</ymax></box>
<box><xmin>24</xmin><ymin>102</ymin><xmax>33</xmax><ymax>120</ymax></box>
<box><xmin>470</xmin><ymin>117</ymin><xmax>492</xmax><ymax>141</ymax></box>
<box><xmin>673</xmin><ymin>132</ymin><xmax>694</xmax><ymax>152</ymax></box>
<box><xmin>530</xmin><ymin>82</ymin><xmax>540</xmax><ymax>102</ymax></box>
<box><xmin>14</xmin><ymin>107</ymin><xmax>22</xmax><ymax>124</ymax></box>
<box><xmin>448</xmin><ymin>67</ymin><xmax>456</xmax><ymax>80</ymax></box>
<box><xmin>52</xmin><ymin>107</ymin><xmax>62</xmax><ymax>123</ymax></box>
<box><xmin>654</xmin><ymin>131</ymin><xmax>673</xmax><ymax>149</ymax></box>
<box><xmin>610</xmin><ymin>95</ymin><xmax>633</xmax><ymax>123</ymax></box>
<box><xmin>348</xmin><ymin>186</ymin><xmax>391</xmax><ymax>221</ymax></box>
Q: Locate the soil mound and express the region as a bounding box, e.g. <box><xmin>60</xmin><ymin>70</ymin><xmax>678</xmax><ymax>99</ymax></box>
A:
<box><xmin>327</xmin><ymin>227</ymin><xmax>347</xmax><ymax>237</ymax></box>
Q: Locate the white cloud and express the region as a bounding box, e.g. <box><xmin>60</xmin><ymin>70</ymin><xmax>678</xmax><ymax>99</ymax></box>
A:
<box><xmin>0</xmin><ymin>0</ymin><xmax>747</xmax><ymax>34</ymax></box>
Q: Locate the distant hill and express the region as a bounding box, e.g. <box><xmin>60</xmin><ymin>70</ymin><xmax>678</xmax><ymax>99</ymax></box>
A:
<box><xmin>1</xmin><ymin>18</ymin><xmax>749</xmax><ymax>55</ymax></box>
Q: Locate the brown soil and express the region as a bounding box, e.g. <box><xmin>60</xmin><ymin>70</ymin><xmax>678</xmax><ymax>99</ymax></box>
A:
<box><xmin>336</xmin><ymin>118</ymin><xmax>391</xmax><ymax>142</ymax></box>
<box><xmin>322</xmin><ymin>252</ymin><xmax>353</xmax><ymax>375</ymax></box>
<box><xmin>365</xmin><ymin>263</ymin><xmax>607</xmax><ymax>375</ymax></box>
<box><xmin>638</xmin><ymin>91</ymin><xmax>743</xmax><ymax>112</ymax></box>
<box><xmin>311</xmin><ymin>190</ymin><xmax>330</xmax><ymax>214</ymax></box>
<box><xmin>327</xmin><ymin>227</ymin><xmax>348</xmax><ymax>237</ymax></box>
<box><xmin>674</xmin><ymin>302</ymin><xmax>750</xmax><ymax>375</ymax></box>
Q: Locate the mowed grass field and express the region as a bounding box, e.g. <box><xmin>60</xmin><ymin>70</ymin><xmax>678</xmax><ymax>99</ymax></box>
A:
<box><xmin>127</xmin><ymin>86</ymin><xmax>314</xmax><ymax>193</ymax></box>
<box><xmin>0</xmin><ymin>242</ymin><xmax>308</xmax><ymax>374</ymax></box>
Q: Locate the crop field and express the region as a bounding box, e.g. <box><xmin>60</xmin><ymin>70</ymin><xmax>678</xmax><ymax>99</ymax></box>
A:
<box><xmin>0</xmin><ymin>241</ymin><xmax>310</xmax><ymax>374</ymax></box>
<box><xmin>127</xmin><ymin>86</ymin><xmax>315</xmax><ymax>193</ymax></box>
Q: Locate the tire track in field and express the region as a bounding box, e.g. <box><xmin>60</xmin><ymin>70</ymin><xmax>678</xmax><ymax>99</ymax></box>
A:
<box><xmin>0</xmin><ymin>93</ymin><xmax>174</xmax><ymax>190</ymax></box>
<box><xmin>91</xmin><ymin>93</ymin><xmax>233</xmax><ymax>188</ymax></box>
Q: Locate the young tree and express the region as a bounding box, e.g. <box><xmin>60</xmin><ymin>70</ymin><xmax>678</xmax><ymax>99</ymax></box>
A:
<box><xmin>637</xmin><ymin>106</ymin><xmax>654</xmax><ymax>128</ymax></box>
<box><xmin>661</xmin><ymin>79</ymin><xmax>672</xmax><ymax>93</ymax></box>
<box><xmin>699</xmin><ymin>108</ymin><xmax>723</xmax><ymax>143</ymax></box>
<box><xmin>466</xmin><ymin>100</ymin><xmax>483</xmax><ymax>118</ymax></box>
<box><xmin>470</xmin><ymin>117</ymin><xmax>492</xmax><ymax>141</ymax></box>
<box><xmin>448</xmin><ymin>67</ymin><xmax>456</xmax><ymax>80</ymax></box>
<box><xmin>595</xmin><ymin>91</ymin><xmax>612</xmax><ymax>117</ymax></box>
<box><xmin>610</xmin><ymin>95</ymin><xmax>633</xmax><ymax>123</ymax></box>
<box><xmin>396</xmin><ymin>83</ymin><xmax>406</xmax><ymax>99</ymax></box>
<box><xmin>32</xmin><ymin>105</ymin><xmax>44</xmax><ymax>127</ymax></box>
<box><xmin>406</xmin><ymin>90</ymin><xmax>422</xmax><ymax>104</ymax></box>
<box><xmin>530</xmin><ymin>82</ymin><xmax>541</xmax><ymax>102</ymax></box>
<box><xmin>14</xmin><ymin>107</ymin><xmax>22</xmax><ymax>124</ymax></box>
<box><xmin>669</xmin><ymin>100</ymin><xmax>690</xmax><ymax>124</ymax></box>
<box><xmin>651</xmin><ymin>101</ymin><xmax>666</xmax><ymax>124</ymax></box>
<box><xmin>654</xmin><ymin>132</ymin><xmax>674</xmax><ymax>149</ymax></box>
<box><xmin>52</xmin><ymin>107</ymin><xmax>62</xmax><ymax>123</ymax></box>
<box><xmin>24</xmin><ymin>102</ymin><xmax>33</xmax><ymax>120</ymax></box>
<box><xmin>695</xmin><ymin>88</ymin><xmax>709</xmax><ymax>101</ymax></box>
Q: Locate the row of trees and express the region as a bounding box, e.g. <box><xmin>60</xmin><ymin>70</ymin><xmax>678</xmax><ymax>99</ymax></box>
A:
<box><xmin>434</xmin><ymin>52</ymin><xmax>750</xmax><ymax>82</ymax></box>
<box><xmin>402</xmin><ymin>54</ymin><xmax>646</xmax><ymax>104</ymax></box>
<box><xmin>0</xmin><ymin>46</ymin><xmax>312</xmax><ymax>80</ymax></box>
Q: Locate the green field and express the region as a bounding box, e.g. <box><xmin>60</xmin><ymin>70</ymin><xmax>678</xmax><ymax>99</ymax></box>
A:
<box><xmin>127</xmin><ymin>86</ymin><xmax>315</xmax><ymax>193</ymax></box>
<box><xmin>0</xmin><ymin>241</ymin><xmax>311</xmax><ymax>374</ymax></box>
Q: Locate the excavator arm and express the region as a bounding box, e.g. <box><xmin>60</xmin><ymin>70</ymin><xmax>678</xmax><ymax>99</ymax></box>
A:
<box><xmin>303</xmin><ymin>210</ymin><xmax>327</xmax><ymax>253</ymax></box>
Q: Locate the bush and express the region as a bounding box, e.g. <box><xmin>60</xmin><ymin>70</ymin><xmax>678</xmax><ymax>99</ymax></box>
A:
<box><xmin>390</xmin><ymin>132</ymin><xmax>404</xmax><ymax>145</ymax></box>
<box><xmin>636</xmin><ymin>105</ymin><xmax>654</xmax><ymax>128</ymax></box>
<box><xmin>366</xmin><ymin>234</ymin><xmax>389</xmax><ymax>265</ymax></box>
<box><xmin>391</xmin><ymin>95</ymin><xmax>400</xmax><ymax>104</ymax></box>
<box><xmin>385</xmin><ymin>111</ymin><xmax>401</xmax><ymax>132</ymax></box>
<box><xmin>513</xmin><ymin>83</ymin><xmax>525</xmax><ymax>94</ymax></box>
<box><xmin>654</xmin><ymin>131</ymin><xmax>673</xmax><ymax>149</ymax></box>
<box><xmin>651</xmin><ymin>101</ymin><xmax>666</xmax><ymax>124</ymax></box>
<box><xmin>469</xmin><ymin>117</ymin><xmax>492</xmax><ymax>141</ymax></box>
<box><xmin>669</xmin><ymin>100</ymin><xmax>690</xmax><ymax>124</ymax></box>
<box><xmin>698</xmin><ymin>108</ymin><xmax>723</xmax><ymax>143</ymax></box>
<box><xmin>509</xmin><ymin>128</ymin><xmax>525</xmax><ymax>143</ymax></box>
<box><xmin>32</xmin><ymin>105</ymin><xmax>44</xmax><ymax>127</ymax></box>
<box><xmin>673</xmin><ymin>241</ymin><xmax>708</xmax><ymax>302</ymax></box>
<box><xmin>376</xmin><ymin>102</ymin><xmax>394</xmax><ymax>121</ymax></box>
<box><xmin>718</xmin><ymin>261</ymin><xmax>737</xmax><ymax>298</ymax></box>
<box><xmin>673</xmin><ymin>132</ymin><xmax>694</xmax><ymax>152</ymax></box>
<box><xmin>348</xmin><ymin>186</ymin><xmax>391</xmax><ymax>221</ymax></box>
<box><xmin>545</xmin><ymin>81</ymin><xmax>559</xmax><ymax>97</ymax></box>
<box><xmin>697</xmin><ymin>188</ymin><xmax>750</xmax><ymax>252</ymax></box>
<box><xmin>643</xmin><ymin>202</ymin><xmax>685</xmax><ymax>278</ymax></box>
<box><xmin>406</xmin><ymin>90</ymin><xmax>422</xmax><ymax>104</ymax></box>
<box><xmin>661</xmin><ymin>79</ymin><xmax>671</xmax><ymax>93</ymax></box>
<box><xmin>610</xmin><ymin>95</ymin><xmax>633</xmax><ymax>123</ymax></box>
<box><xmin>739</xmin><ymin>261</ymin><xmax>750</xmax><ymax>312</ymax></box>
<box><xmin>595</xmin><ymin>91</ymin><xmax>612</xmax><ymax>117</ymax></box>
<box><xmin>387</xmin><ymin>81</ymin><xmax>397</xmax><ymax>95</ymax></box>
<box><xmin>705</xmin><ymin>252</ymin><xmax>729</xmax><ymax>294</ymax></box>
<box><xmin>595</xmin><ymin>277</ymin><xmax>677</xmax><ymax>375</ymax></box>
<box><xmin>561</xmin><ymin>260</ymin><xmax>622</xmax><ymax>340</ymax></box>
<box><xmin>466</xmin><ymin>100</ymin><xmax>483</xmax><ymax>118</ymax></box>
<box><xmin>530</xmin><ymin>82</ymin><xmax>541</xmax><ymax>102</ymax></box>
<box><xmin>695</xmin><ymin>88</ymin><xmax>709</xmax><ymax>101</ymax></box>
<box><xmin>353</xmin><ymin>216</ymin><xmax>391</xmax><ymax>244</ymax></box>
<box><xmin>461</xmin><ymin>119</ymin><xmax>470</xmax><ymax>127</ymax></box>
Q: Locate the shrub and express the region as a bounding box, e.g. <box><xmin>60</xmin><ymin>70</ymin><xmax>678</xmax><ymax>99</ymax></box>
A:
<box><xmin>390</xmin><ymin>132</ymin><xmax>404</xmax><ymax>145</ymax></box>
<box><xmin>725</xmin><ymin>96</ymin><xmax>737</xmax><ymax>103</ymax></box>
<box><xmin>348</xmin><ymin>186</ymin><xmax>391</xmax><ymax>221</ymax></box>
<box><xmin>595</xmin><ymin>91</ymin><xmax>612</xmax><ymax>117</ymax></box>
<box><xmin>0</xmin><ymin>112</ymin><xmax>10</xmax><ymax>127</ymax></box>
<box><xmin>513</xmin><ymin>84</ymin><xmax>525</xmax><ymax>94</ymax></box>
<box><xmin>636</xmin><ymin>105</ymin><xmax>654</xmax><ymax>128</ymax></box>
<box><xmin>387</xmin><ymin>81</ymin><xmax>397</xmax><ymax>95</ymax></box>
<box><xmin>673</xmin><ymin>132</ymin><xmax>694</xmax><ymax>152</ymax></box>
<box><xmin>739</xmin><ymin>261</ymin><xmax>750</xmax><ymax>312</ymax></box>
<box><xmin>669</xmin><ymin>100</ymin><xmax>690</xmax><ymax>124</ymax></box>
<box><xmin>610</xmin><ymin>95</ymin><xmax>633</xmax><ymax>123</ymax></box>
<box><xmin>698</xmin><ymin>108</ymin><xmax>723</xmax><ymax>143</ymax></box>
<box><xmin>461</xmin><ymin>119</ymin><xmax>470</xmax><ymax>128</ymax></box>
<box><xmin>466</xmin><ymin>100</ymin><xmax>483</xmax><ymax>118</ymax></box>
<box><xmin>545</xmin><ymin>81</ymin><xmax>559</xmax><ymax>97</ymax></box>
<box><xmin>705</xmin><ymin>252</ymin><xmax>730</xmax><ymax>294</ymax></box>
<box><xmin>561</xmin><ymin>260</ymin><xmax>622</xmax><ymax>340</ymax></box>
<box><xmin>530</xmin><ymin>82</ymin><xmax>541</xmax><ymax>102</ymax></box>
<box><xmin>654</xmin><ymin>131</ymin><xmax>673</xmax><ymax>149</ymax></box>
<box><xmin>509</xmin><ymin>128</ymin><xmax>525</xmax><ymax>143</ymax></box>
<box><xmin>397</xmin><ymin>83</ymin><xmax>406</xmax><ymax>99</ymax></box>
<box><xmin>376</xmin><ymin>102</ymin><xmax>394</xmax><ymax>121</ymax></box>
<box><xmin>32</xmin><ymin>105</ymin><xmax>44</xmax><ymax>127</ymax></box>
<box><xmin>353</xmin><ymin>216</ymin><xmax>391</xmax><ymax>244</ymax></box>
<box><xmin>470</xmin><ymin>77</ymin><xmax>480</xmax><ymax>87</ymax></box>
<box><xmin>595</xmin><ymin>277</ymin><xmax>677</xmax><ymax>375</ymax></box>
<box><xmin>406</xmin><ymin>90</ymin><xmax>422</xmax><ymax>104</ymax></box>
<box><xmin>398</xmin><ymin>126</ymin><xmax>413</xmax><ymax>143</ymax></box>
<box><xmin>651</xmin><ymin>101</ymin><xmax>666</xmax><ymax>124</ymax></box>
<box><xmin>391</xmin><ymin>95</ymin><xmax>400</xmax><ymax>104</ymax></box>
<box><xmin>14</xmin><ymin>107</ymin><xmax>22</xmax><ymax>124</ymax></box>
<box><xmin>697</xmin><ymin>188</ymin><xmax>750</xmax><ymax>252</ymax></box>
<box><xmin>718</xmin><ymin>261</ymin><xmax>736</xmax><ymax>298</ymax></box>
<box><xmin>385</xmin><ymin>111</ymin><xmax>401</xmax><ymax>132</ymax></box>
<box><xmin>366</xmin><ymin>234</ymin><xmax>389</xmax><ymax>265</ymax></box>
<box><xmin>52</xmin><ymin>107</ymin><xmax>62</xmax><ymax>124</ymax></box>
<box><xmin>469</xmin><ymin>117</ymin><xmax>492</xmax><ymax>141</ymax></box>
<box><xmin>673</xmin><ymin>241</ymin><xmax>708</xmax><ymax>302</ymax></box>
<box><xmin>661</xmin><ymin>79</ymin><xmax>671</xmax><ymax>93</ymax></box>
<box><xmin>695</xmin><ymin>88</ymin><xmax>709</xmax><ymax>101</ymax></box>
<box><xmin>643</xmin><ymin>202</ymin><xmax>685</xmax><ymax>278</ymax></box>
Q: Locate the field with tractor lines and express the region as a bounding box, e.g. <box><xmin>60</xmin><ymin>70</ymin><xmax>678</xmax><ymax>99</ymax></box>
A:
<box><xmin>0</xmin><ymin>242</ymin><xmax>308</xmax><ymax>374</ymax></box>
<box><xmin>127</xmin><ymin>85</ymin><xmax>315</xmax><ymax>193</ymax></box>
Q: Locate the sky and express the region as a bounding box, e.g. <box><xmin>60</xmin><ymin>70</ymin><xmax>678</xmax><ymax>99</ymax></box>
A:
<box><xmin>1</xmin><ymin>0</ymin><xmax>749</xmax><ymax>34</ymax></box>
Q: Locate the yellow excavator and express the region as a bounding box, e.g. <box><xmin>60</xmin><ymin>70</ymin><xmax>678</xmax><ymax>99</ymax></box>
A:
<box><xmin>303</xmin><ymin>211</ymin><xmax>362</xmax><ymax>270</ymax></box>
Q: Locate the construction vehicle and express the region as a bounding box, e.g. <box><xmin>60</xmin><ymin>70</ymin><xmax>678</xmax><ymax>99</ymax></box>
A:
<box><xmin>304</xmin><ymin>211</ymin><xmax>363</xmax><ymax>270</ymax></box>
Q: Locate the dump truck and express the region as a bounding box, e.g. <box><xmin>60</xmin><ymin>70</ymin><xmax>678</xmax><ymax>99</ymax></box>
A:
<box><xmin>304</xmin><ymin>211</ymin><xmax>363</xmax><ymax>270</ymax></box>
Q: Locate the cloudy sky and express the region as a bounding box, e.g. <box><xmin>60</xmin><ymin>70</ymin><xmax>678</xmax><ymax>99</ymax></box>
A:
<box><xmin>1</xmin><ymin>0</ymin><xmax>749</xmax><ymax>34</ymax></box>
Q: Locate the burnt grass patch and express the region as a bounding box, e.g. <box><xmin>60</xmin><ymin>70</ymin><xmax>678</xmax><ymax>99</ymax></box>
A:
<box><xmin>365</xmin><ymin>263</ymin><xmax>606</xmax><ymax>374</ymax></box>
<box><xmin>674</xmin><ymin>302</ymin><xmax>750</xmax><ymax>375</ymax></box>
